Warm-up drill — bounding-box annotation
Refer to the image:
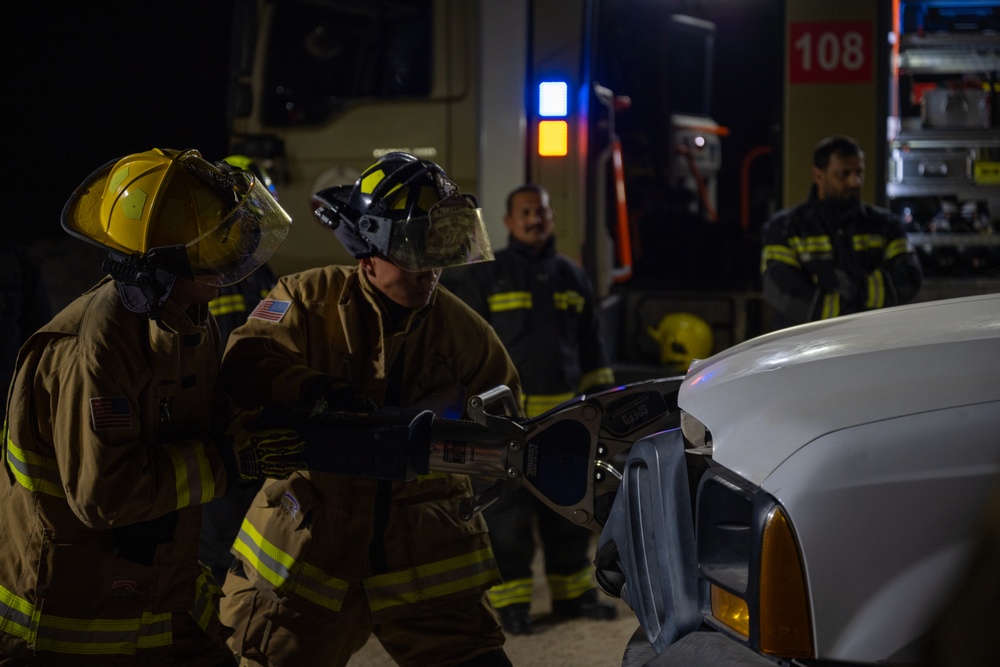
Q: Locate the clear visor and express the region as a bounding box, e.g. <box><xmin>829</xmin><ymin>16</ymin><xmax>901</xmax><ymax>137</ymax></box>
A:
<box><xmin>184</xmin><ymin>173</ymin><xmax>291</xmax><ymax>286</ymax></box>
<box><xmin>386</xmin><ymin>193</ymin><xmax>494</xmax><ymax>272</ymax></box>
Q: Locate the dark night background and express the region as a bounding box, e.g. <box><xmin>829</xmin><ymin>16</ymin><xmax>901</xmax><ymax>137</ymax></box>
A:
<box><xmin>5</xmin><ymin>1</ymin><xmax>236</xmax><ymax>247</ymax></box>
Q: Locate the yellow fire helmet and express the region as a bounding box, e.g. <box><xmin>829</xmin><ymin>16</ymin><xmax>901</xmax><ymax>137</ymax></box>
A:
<box><xmin>646</xmin><ymin>312</ymin><xmax>714</xmax><ymax>371</ymax></box>
<box><xmin>62</xmin><ymin>148</ymin><xmax>291</xmax><ymax>288</ymax></box>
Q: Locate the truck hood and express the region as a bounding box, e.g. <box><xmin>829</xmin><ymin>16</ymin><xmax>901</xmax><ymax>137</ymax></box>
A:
<box><xmin>679</xmin><ymin>293</ymin><xmax>1000</xmax><ymax>486</ymax></box>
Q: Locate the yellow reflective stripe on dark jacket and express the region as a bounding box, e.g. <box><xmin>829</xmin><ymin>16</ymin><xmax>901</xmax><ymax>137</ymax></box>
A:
<box><xmin>886</xmin><ymin>236</ymin><xmax>910</xmax><ymax>259</ymax></box>
<box><xmin>487</xmin><ymin>290</ymin><xmax>585</xmax><ymax>314</ymax></box>
<box><xmin>788</xmin><ymin>234</ymin><xmax>833</xmax><ymax>258</ymax></box>
<box><xmin>866</xmin><ymin>270</ymin><xmax>886</xmax><ymax>309</ymax></box>
<box><xmin>820</xmin><ymin>293</ymin><xmax>840</xmax><ymax>320</ymax></box>
<box><xmin>487</xmin><ymin>291</ymin><xmax>532</xmax><ymax>312</ymax></box>
<box><xmin>364</xmin><ymin>547</ymin><xmax>500</xmax><ymax>615</ymax></box>
<box><xmin>524</xmin><ymin>392</ymin><xmax>576</xmax><ymax>419</ymax></box>
<box><xmin>760</xmin><ymin>244</ymin><xmax>800</xmax><ymax>271</ymax></box>
<box><xmin>4</xmin><ymin>432</ymin><xmax>64</xmax><ymax>498</ymax></box>
<box><xmin>852</xmin><ymin>233</ymin><xmax>886</xmax><ymax>252</ymax></box>
<box><xmin>553</xmin><ymin>290</ymin><xmax>585</xmax><ymax>313</ymax></box>
<box><xmin>0</xmin><ymin>581</ymin><xmax>172</xmax><ymax>654</ymax></box>
<box><xmin>580</xmin><ymin>367</ymin><xmax>615</xmax><ymax>393</ymax></box>
<box><xmin>208</xmin><ymin>292</ymin><xmax>246</xmax><ymax>318</ymax></box>
<box><xmin>233</xmin><ymin>518</ymin><xmax>349</xmax><ymax>613</ymax></box>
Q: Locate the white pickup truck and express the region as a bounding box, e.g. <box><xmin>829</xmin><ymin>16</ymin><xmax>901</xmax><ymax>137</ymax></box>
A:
<box><xmin>598</xmin><ymin>293</ymin><xmax>1000</xmax><ymax>665</ymax></box>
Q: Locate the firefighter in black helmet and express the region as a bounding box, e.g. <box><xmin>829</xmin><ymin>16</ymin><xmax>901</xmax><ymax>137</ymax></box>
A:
<box><xmin>217</xmin><ymin>152</ymin><xmax>521</xmax><ymax>666</ymax></box>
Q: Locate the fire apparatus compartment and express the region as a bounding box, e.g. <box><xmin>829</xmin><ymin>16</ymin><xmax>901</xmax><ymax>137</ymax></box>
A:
<box><xmin>888</xmin><ymin>1</ymin><xmax>1000</xmax><ymax>280</ymax></box>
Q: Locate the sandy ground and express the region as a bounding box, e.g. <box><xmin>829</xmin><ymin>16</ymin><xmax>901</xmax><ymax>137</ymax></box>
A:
<box><xmin>347</xmin><ymin>594</ymin><xmax>639</xmax><ymax>667</ymax></box>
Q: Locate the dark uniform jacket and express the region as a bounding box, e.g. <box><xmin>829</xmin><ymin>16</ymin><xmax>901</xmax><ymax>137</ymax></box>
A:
<box><xmin>0</xmin><ymin>277</ymin><xmax>231</xmax><ymax>664</ymax></box>
<box><xmin>761</xmin><ymin>191</ymin><xmax>923</xmax><ymax>330</ymax></box>
<box><xmin>218</xmin><ymin>265</ymin><xmax>521</xmax><ymax>621</ymax></box>
<box><xmin>455</xmin><ymin>236</ymin><xmax>614</xmax><ymax>417</ymax></box>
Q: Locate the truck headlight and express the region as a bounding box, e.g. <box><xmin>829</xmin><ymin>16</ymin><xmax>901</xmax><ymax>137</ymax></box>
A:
<box><xmin>697</xmin><ymin>468</ymin><xmax>814</xmax><ymax>659</ymax></box>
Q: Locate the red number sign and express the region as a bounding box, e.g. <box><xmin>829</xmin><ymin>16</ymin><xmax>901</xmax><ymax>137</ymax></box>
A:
<box><xmin>789</xmin><ymin>21</ymin><xmax>873</xmax><ymax>84</ymax></box>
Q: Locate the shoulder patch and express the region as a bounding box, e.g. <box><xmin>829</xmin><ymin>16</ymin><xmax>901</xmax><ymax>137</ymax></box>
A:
<box><xmin>90</xmin><ymin>396</ymin><xmax>132</xmax><ymax>431</ymax></box>
<box><xmin>248</xmin><ymin>299</ymin><xmax>291</xmax><ymax>323</ymax></box>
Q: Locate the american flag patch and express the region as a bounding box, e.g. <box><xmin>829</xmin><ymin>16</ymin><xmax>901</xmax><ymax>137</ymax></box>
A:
<box><xmin>249</xmin><ymin>299</ymin><xmax>291</xmax><ymax>322</ymax></box>
<box><xmin>90</xmin><ymin>396</ymin><xmax>132</xmax><ymax>431</ymax></box>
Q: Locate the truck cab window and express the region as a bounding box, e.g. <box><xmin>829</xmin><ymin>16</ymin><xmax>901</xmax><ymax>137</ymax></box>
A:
<box><xmin>263</xmin><ymin>0</ymin><xmax>432</xmax><ymax>126</ymax></box>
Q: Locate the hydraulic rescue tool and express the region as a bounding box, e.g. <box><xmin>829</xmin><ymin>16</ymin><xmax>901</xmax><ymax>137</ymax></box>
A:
<box><xmin>249</xmin><ymin>377</ymin><xmax>684</xmax><ymax>532</ymax></box>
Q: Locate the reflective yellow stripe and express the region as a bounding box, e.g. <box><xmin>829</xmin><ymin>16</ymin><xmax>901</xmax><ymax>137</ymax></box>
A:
<box><xmin>0</xmin><ymin>581</ymin><xmax>40</xmax><ymax>642</ymax></box>
<box><xmin>365</xmin><ymin>547</ymin><xmax>499</xmax><ymax>614</ymax></box>
<box><xmin>761</xmin><ymin>244</ymin><xmax>800</xmax><ymax>271</ymax></box>
<box><xmin>190</xmin><ymin>567</ymin><xmax>219</xmax><ymax>632</ymax></box>
<box><xmin>233</xmin><ymin>519</ymin><xmax>348</xmax><ymax>612</ymax></box>
<box><xmin>548</xmin><ymin>566</ymin><xmax>595</xmax><ymax>601</ymax></box>
<box><xmin>487</xmin><ymin>291</ymin><xmax>532</xmax><ymax>312</ymax></box>
<box><xmin>486</xmin><ymin>578</ymin><xmax>534</xmax><ymax>608</ymax></box>
<box><xmin>163</xmin><ymin>441</ymin><xmax>215</xmax><ymax>509</ymax></box>
<box><xmin>287</xmin><ymin>560</ymin><xmax>348</xmax><ymax>613</ymax></box>
<box><xmin>232</xmin><ymin>518</ymin><xmax>297</xmax><ymax>589</ymax></box>
<box><xmin>579</xmin><ymin>367</ymin><xmax>615</xmax><ymax>393</ymax></box>
<box><xmin>553</xmin><ymin>290</ymin><xmax>585</xmax><ymax>313</ymax></box>
<box><xmin>788</xmin><ymin>234</ymin><xmax>832</xmax><ymax>257</ymax></box>
<box><xmin>852</xmin><ymin>233</ymin><xmax>886</xmax><ymax>252</ymax></box>
<box><xmin>866</xmin><ymin>270</ymin><xmax>886</xmax><ymax>309</ymax></box>
<box><xmin>886</xmin><ymin>236</ymin><xmax>911</xmax><ymax>259</ymax></box>
<box><xmin>36</xmin><ymin>610</ymin><xmax>173</xmax><ymax>654</ymax></box>
<box><xmin>820</xmin><ymin>293</ymin><xmax>840</xmax><ymax>320</ymax></box>
<box><xmin>0</xmin><ymin>582</ymin><xmax>173</xmax><ymax>655</ymax></box>
<box><xmin>524</xmin><ymin>392</ymin><xmax>576</xmax><ymax>418</ymax></box>
<box><xmin>208</xmin><ymin>293</ymin><xmax>246</xmax><ymax>317</ymax></box>
<box><xmin>5</xmin><ymin>434</ymin><xmax>65</xmax><ymax>498</ymax></box>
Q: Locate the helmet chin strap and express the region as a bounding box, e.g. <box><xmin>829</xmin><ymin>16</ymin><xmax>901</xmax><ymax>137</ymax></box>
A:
<box><xmin>103</xmin><ymin>253</ymin><xmax>177</xmax><ymax>319</ymax></box>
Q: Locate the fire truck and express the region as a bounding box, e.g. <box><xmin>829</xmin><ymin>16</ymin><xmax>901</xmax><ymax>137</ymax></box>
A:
<box><xmin>225</xmin><ymin>0</ymin><xmax>1000</xmax><ymax>378</ymax></box>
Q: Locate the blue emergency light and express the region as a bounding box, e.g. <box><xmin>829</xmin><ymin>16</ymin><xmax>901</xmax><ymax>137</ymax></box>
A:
<box><xmin>539</xmin><ymin>81</ymin><xmax>568</xmax><ymax>117</ymax></box>
<box><xmin>537</xmin><ymin>80</ymin><xmax>568</xmax><ymax>157</ymax></box>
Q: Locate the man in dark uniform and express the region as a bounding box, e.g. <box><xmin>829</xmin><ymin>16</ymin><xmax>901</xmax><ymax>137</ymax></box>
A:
<box><xmin>455</xmin><ymin>184</ymin><xmax>617</xmax><ymax>635</ymax></box>
<box><xmin>761</xmin><ymin>135</ymin><xmax>922</xmax><ymax>330</ymax></box>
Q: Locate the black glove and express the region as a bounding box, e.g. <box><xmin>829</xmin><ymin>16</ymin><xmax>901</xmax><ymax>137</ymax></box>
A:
<box><xmin>834</xmin><ymin>268</ymin><xmax>866</xmax><ymax>306</ymax></box>
<box><xmin>305</xmin><ymin>376</ymin><xmax>378</xmax><ymax>413</ymax></box>
<box><xmin>252</xmin><ymin>402</ymin><xmax>435</xmax><ymax>481</ymax></box>
<box><xmin>226</xmin><ymin>408</ymin><xmax>308</xmax><ymax>481</ymax></box>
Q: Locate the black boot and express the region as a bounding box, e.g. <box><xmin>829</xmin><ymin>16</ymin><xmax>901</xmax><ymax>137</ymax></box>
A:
<box><xmin>497</xmin><ymin>603</ymin><xmax>533</xmax><ymax>635</ymax></box>
<box><xmin>551</xmin><ymin>590</ymin><xmax>618</xmax><ymax>621</ymax></box>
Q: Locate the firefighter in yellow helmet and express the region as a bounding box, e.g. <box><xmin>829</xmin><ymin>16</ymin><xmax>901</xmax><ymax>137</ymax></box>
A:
<box><xmin>0</xmin><ymin>148</ymin><xmax>301</xmax><ymax>666</ymax></box>
<box><xmin>646</xmin><ymin>312</ymin><xmax>714</xmax><ymax>372</ymax></box>
<box><xmin>217</xmin><ymin>152</ymin><xmax>521</xmax><ymax>666</ymax></box>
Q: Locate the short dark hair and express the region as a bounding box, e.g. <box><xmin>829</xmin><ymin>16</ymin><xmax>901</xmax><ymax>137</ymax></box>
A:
<box><xmin>813</xmin><ymin>135</ymin><xmax>863</xmax><ymax>170</ymax></box>
<box><xmin>506</xmin><ymin>183</ymin><xmax>548</xmax><ymax>215</ymax></box>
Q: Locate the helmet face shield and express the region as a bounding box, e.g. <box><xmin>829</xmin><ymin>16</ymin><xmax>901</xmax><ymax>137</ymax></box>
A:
<box><xmin>184</xmin><ymin>172</ymin><xmax>290</xmax><ymax>286</ymax></box>
<box><xmin>385</xmin><ymin>193</ymin><xmax>494</xmax><ymax>271</ymax></box>
<box><xmin>313</xmin><ymin>152</ymin><xmax>495</xmax><ymax>271</ymax></box>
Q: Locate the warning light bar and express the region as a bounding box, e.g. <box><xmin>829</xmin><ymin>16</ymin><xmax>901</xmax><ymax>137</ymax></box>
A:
<box><xmin>538</xmin><ymin>80</ymin><xmax>568</xmax><ymax>157</ymax></box>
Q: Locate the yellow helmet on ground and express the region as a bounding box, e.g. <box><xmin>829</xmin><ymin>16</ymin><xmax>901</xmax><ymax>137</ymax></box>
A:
<box><xmin>646</xmin><ymin>312</ymin><xmax>714</xmax><ymax>371</ymax></box>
